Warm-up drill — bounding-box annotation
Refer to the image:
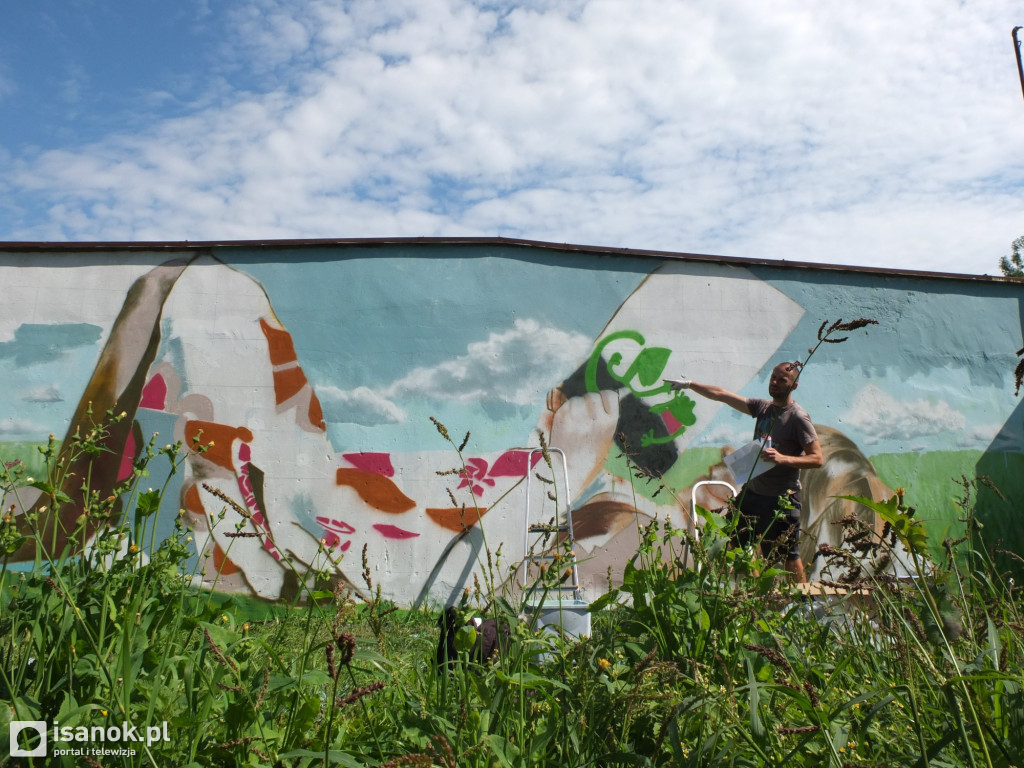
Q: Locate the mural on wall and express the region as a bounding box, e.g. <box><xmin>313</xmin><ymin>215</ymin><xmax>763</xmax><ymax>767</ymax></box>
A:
<box><xmin>1</xmin><ymin>244</ymin><xmax>1021</xmax><ymax>605</ymax></box>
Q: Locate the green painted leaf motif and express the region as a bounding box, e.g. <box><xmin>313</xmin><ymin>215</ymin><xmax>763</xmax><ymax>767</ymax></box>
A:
<box><xmin>630</xmin><ymin>346</ymin><xmax>672</xmax><ymax>387</ymax></box>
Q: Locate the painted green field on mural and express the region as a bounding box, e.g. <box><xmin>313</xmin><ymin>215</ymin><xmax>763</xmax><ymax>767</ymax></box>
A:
<box><xmin>873</xmin><ymin>450</ymin><xmax>1024</xmax><ymax>570</ymax></box>
<box><xmin>0</xmin><ymin>441</ymin><xmax>50</xmax><ymax>482</ymax></box>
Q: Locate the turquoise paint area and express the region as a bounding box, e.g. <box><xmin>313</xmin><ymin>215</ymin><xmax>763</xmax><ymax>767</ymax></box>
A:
<box><xmin>0</xmin><ymin>324</ymin><xmax>105</xmax><ymax>440</ymax></box>
<box><xmin>752</xmin><ymin>267</ymin><xmax>1024</xmax><ymax>386</ymax></box>
<box><xmin>0</xmin><ymin>323</ymin><xmax>102</xmax><ymax>367</ymax></box>
<box><xmin>231</xmin><ymin>246</ymin><xmax>656</xmax><ymax>452</ymax></box>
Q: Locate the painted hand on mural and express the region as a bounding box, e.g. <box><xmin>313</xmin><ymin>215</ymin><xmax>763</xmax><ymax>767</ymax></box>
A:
<box><xmin>543</xmin><ymin>388</ymin><xmax>620</xmax><ymax>499</ymax></box>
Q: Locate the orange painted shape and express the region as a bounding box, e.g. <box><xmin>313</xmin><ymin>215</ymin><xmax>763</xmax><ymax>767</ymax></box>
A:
<box><xmin>426</xmin><ymin>506</ymin><xmax>488</xmax><ymax>532</ymax></box>
<box><xmin>308</xmin><ymin>391</ymin><xmax>325</xmax><ymax>431</ymax></box>
<box><xmin>211</xmin><ymin>541</ymin><xmax>240</xmax><ymax>575</ymax></box>
<box><xmin>259</xmin><ymin>317</ymin><xmax>298</xmax><ymax>366</ymax></box>
<box><xmin>272</xmin><ymin>366</ymin><xmax>307</xmax><ymax>405</ymax></box>
<box><xmin>185</xmin><ymin>420</ymin><xmax>254</xmax><ymax>471</ymax></box>
<box><xmin>336</xmin><ymin>468</ymin><xmax>415</xmax><ymax>514</ymax></box>
<box><xmin>184</xmin><ymin>483</ymin><xmax>203</xmax><ymax>514</ymax></box>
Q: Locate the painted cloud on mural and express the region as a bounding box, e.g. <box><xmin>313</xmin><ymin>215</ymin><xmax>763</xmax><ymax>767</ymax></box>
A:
<box><xmin>388</xmin><ymin>318</ymin><xmax>592</xmax><ymax>407</ymax></box>
<box><xmin>318</xmin><ymin>385</ymin><xmax>408</xmax><ymax>426</ymax></box>
<box><xmin>843</xmin><ymin>383</ymin><xmax>966</xmax><ymax>444</ymax></box>
<box><xmin>317</xmin><ymin>317</ymin><xmax>593</xmax><ymax>428</ymax></box>
<box><xmin>20</xmin><ymin>384</ymin><xmax>63</xmax><ymax>403</ymax></box>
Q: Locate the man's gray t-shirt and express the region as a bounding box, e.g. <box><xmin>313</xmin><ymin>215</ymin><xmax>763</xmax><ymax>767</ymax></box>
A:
<box><xmin>745</xmin><ymin>398</ymin><xmax>817</xmax><ymax>497</ymax></box>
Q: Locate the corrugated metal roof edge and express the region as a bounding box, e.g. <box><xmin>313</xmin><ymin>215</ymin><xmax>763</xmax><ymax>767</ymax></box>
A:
<box><xmin>1</xmin><ymin>235</ymin><xmax>1020</xmax><ymax>284</ymax></box>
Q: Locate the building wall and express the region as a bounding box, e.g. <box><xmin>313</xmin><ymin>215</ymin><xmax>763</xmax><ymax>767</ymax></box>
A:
<box><xmin>1</xmin><ymin>242</ymin><xmax>1021</xmax><ymax>605</ymax></box>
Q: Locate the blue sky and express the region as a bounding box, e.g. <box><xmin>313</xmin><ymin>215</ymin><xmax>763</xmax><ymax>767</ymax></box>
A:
<box><xmin>1</xmin><ymin>0</ymin><xmax>1023</xmax><ymax>275</ymax></box>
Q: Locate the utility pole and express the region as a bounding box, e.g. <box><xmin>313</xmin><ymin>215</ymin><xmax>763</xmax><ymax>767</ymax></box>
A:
<box><xmin>1014</xmin><ymin>27</ymin><xmax>1024</xmax><ymax>104</ymax></box>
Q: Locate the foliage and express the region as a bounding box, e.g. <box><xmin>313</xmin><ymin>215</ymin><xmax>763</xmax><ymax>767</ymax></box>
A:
<box><xmin>999</xmin><ymin>235</ymin><xmax>1024</xmax><ymax>278</ymax></box>
<box><xmin>1</xmin><ymin>412</ymin><xmax>394</xmax><ymax>767</ymax></box>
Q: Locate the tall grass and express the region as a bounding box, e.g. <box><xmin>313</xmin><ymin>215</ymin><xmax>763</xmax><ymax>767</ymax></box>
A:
<box><xmin>2</xmin><ymin>409</ymin><xmax>1023</xmax><ymax>766</ymax></box>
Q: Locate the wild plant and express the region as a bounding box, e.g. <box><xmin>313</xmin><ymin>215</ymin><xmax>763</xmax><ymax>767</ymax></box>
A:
<box><xmin>0</xmin><ymin>411</ymin><xmax>393</xmax><ymax>767</ymax></box>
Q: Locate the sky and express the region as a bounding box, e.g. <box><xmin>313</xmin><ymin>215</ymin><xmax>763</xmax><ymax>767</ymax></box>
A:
<box><xmin>1</xmin><ymin>0</ymin><xmax>1022</xmax><ymax>276</ymax></box>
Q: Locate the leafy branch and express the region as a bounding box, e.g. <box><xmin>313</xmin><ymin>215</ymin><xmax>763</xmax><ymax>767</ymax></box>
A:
<box><xmin>798</xmin><ymin>318</ymin><xmax>879</xmax><ymax>377</ymax></box>
<box><xmin>1014</xmin><ymin>346</ymin><xmax>1023</xmax><ymax>397</ymax></box>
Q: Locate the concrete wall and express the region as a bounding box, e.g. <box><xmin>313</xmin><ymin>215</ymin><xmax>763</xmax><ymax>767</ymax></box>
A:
<box><xmin>1</xmin><ymin>241</ymin><xmax>1021</xmax><ymax>605</ymax></box>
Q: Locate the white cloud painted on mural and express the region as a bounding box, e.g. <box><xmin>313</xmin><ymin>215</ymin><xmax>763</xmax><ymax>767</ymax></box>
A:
<box><xmin>842</xmin><ymin>384</ymin><xmax>965</xmax><ymax>445</ymax></box>
<box><xmin>389</xmin><ymin>318</ymin><xmax>591</xmax><ymax>404</ymax></box>
<box><xmin>0</xmin><ymin>417</ymin><xmax>48</xmax><ymax>437</ymax></box>
<box><xmin>320</xmin><ymin>318</ymin><xmax>591</xmax><ymax>426</ymax></box>
<box><xmin>960</xmin><ymin>423</ymin><xmax>1002</xmax><ymax>449</ymax></box>
<box><xmin>692</xmin><ymin>424</ymin><xmax>751</xmax><ymax>450</ymax></box>
<box><xmin>21</xmin><ymin>384</ymin><xmax>63</xmax><ymax>403</ymax></box>
<box><xmin>317</xmin><ymin>385</ymin><xmax>408</xmax><ymax>427</ymax></box>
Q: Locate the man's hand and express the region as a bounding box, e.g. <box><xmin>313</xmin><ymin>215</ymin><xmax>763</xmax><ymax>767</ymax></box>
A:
<box><xmin>763</xmin><ymin>441</ymin><xmax>824</xmax><ymax>469</ymax></box>
<box><xmin>663</xmin><ymin>376</ymin><xmax>692</xmax><ymax>391</ymax></box>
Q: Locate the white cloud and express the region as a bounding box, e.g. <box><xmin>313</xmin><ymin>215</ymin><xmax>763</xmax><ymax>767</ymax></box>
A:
<box><xmin>316</xmin><ymin>317</ymin><xmax>589</xmax><ymax>426</ymax></box>
<box><xmin>842</xmin><ymin>384</ymin><xmax>966</xmax><ymax>444</ymax></box>
<box><xmin>388</xmin><ymin>317</ymin><xmax>591</xmax><ymax>405</ymax></box>
<box><xmin>0</xmin><ymin>417</ymin><xmax>48</xmax><ymax>437</ymax></box>
<box><xmin>318</xmin><ymin>385</ymin><xmax>407</xmax><ymax>427</ymax></box>
<box><xmin>692</xmin><ymin>425</ymin><xmax>749</xmax><ymax>449</ymax></box>
<box><xmin>959</xmin><ymin>422</ymin><xmax>1003</xmax><ymax>449</ymax></box>
<box><xmin>1</xmin><ymin>0</ymin><xmax>1021</xmax><ymax>274</ymax></box>
<box><xmin>21</xmin><ymin>384</ymin><xmax>62</xmax><ymax>403</ymax></box>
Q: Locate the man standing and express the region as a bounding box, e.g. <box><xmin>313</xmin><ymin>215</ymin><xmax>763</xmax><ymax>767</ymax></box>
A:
<box><xmin>671</xmin><ymin>362</ymin><xmax>823</xmax><ymax>582</ymax></box>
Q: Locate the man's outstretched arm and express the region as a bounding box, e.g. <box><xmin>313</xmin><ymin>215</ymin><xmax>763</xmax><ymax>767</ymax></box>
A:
<box><xmin>667</xmin><ymin>378</ymin><xmax>750</xmax><ymax>415</ymax></box>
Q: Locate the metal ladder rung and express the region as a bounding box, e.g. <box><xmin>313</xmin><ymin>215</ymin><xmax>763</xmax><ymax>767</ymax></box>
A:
<box><xmin>528</xmin><ymin>524</ymin><xmax>568</xmax><ymax>533</ymax></box>
<box><xmin>523</xmin><ymin>580</ymin><xmax>580</xmax><ymax>591</ymax></box>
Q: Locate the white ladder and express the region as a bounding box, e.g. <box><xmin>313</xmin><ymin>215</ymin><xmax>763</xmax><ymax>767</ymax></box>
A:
<box><xmin>520</xmin><ymin>447</ymin><xmax>581</xmax><ymax>599</ymax></box>
<box><xmin>520</xmin><ymin>447</ymin><xmax>590</xmax><ymax>640</ymax></box>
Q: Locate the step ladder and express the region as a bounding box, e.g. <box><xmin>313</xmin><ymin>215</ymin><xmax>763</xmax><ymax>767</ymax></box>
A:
<box><xmin>520</xmin><ymin>447</ymin><xmax>590</xmax><ymax>640</ymax></box>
